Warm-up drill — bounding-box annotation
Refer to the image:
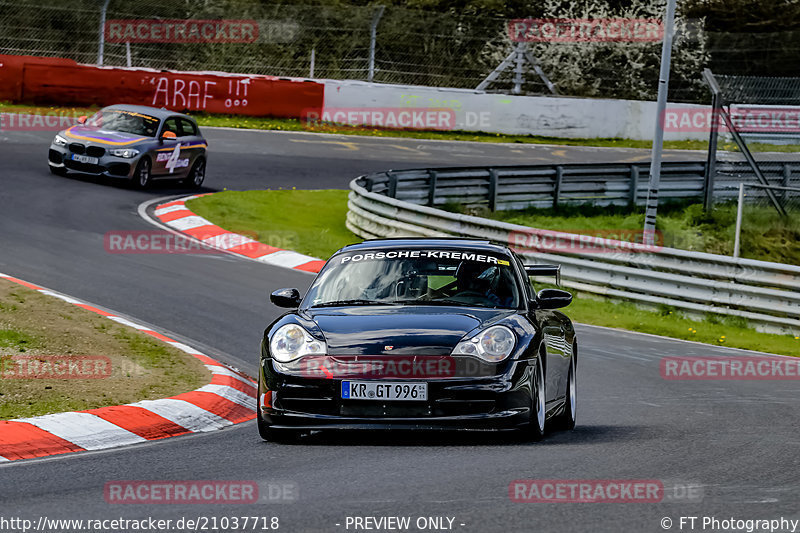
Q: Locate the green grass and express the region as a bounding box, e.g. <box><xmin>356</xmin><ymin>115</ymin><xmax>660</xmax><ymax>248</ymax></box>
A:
<box><xmin>0</xmin><ymin>101</ymin><xmax>767</xmax><ymax>151</ymax></box>
<box><xmin>0</xmin><ymin>329</ymin><xmax>38</xmax><ymax>352</ymax></box>
<box><xmin>6</xmin><ymin>101</ymin><xmax>800</xmax><ymax>152</ymax></box>
<box><xmin>550</xmin><ymin>288</ymin><xmax>800</xmax><ymax>357</ymax></box>
<box><xmin>471</xmin><ymin>201</ymin><xmax>800</xmax><ymax>265</ymax></box>
<box><xmin>186</xmin><ymin>189</ymin><xmax>358</xmax><ymax>259</ymax></box>
<box><xmin>187</xmin><ymin>189</ymin><xmax>800</xmax><ymax>356</ymax></box>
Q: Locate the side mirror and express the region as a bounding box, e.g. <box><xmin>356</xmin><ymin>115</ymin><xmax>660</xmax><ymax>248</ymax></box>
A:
<box><xmin>77</xmin><ymin>115</ymin><xmax>87</xmax><ymax>124</ymax></box>
<box><xmin>535</xmin><ymin>288</ymin><xmax>572</xmax><ymax>310</ymax></box>
<box><xmin>270</xmin><ymin>288</ymin><xmax>302</xmax><ymax>308</ymax></box>
<box><xmin>161</xmin><ymin>131</ymin><xmax>177</xmax><ymax>140</ymax></box>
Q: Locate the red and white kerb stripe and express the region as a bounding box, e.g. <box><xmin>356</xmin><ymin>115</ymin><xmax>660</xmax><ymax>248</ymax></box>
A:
<box><xmin>0</xmin><ymin>273</ymin><xmax>257</xmax><ymax>462</ymax></box>
<box><xmin>154</xmin><ymin>194</ymin><xmax>325</xmax><ymax>273</ymax></box>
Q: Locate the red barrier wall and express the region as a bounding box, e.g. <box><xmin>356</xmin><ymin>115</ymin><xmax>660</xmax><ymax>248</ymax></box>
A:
<box><xmin>0</xmin><ymin>55</ymin><xmax>323</xmax><ymax>118</ymax></box>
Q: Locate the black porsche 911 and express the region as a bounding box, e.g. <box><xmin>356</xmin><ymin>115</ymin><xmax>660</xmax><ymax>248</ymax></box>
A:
<box><xmin>258</xmin><ymin>238</ymin><xmax>577</xmax><ymax>441</ymax></box>
<box><xmin>48</xmin><ymin>104</ymin><xmax>208</xmax><ymax>188</ymax></box>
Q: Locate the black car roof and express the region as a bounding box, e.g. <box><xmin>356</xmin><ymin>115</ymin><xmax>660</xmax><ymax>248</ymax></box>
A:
<box><xmin>102</xmin><ymin>104</ymin><xmax>194</xmax><ymax>121</ymax></box>
<box><xmin>338</xmin><ymin>238</ymin><xmax>512</xmax><ymax>255</ymax></box>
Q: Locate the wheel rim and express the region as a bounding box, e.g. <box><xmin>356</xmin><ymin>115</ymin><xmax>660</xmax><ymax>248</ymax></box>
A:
<box><xmin>193</xmin><ymin>161</ymin><xmax>205</xmax><ymax>185</ymax></box>
<box><xmin>536</xmin><ymin>357</ymin><xmax>545</xmax><ymax>431</ymax></box>
<box><xmin>139</xmin><ymin>159</ymin><xmax>150</xmax><ymax>186</ymax></box>
<box><xmin>569</xmin><ymin>358</ymin><xmax>577</xmax><ymax>421</ymax></box>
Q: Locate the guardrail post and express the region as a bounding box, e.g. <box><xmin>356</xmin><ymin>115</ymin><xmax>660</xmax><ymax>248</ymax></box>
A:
<box><xmin>783</xmin><ymin>164</ymin><xmax>791</xmax><ymax>205</ymax></box>
<box><xmin>388</xmin><ymin>173</ymin><xmax>398</xmax><ymax>198</ymax></box>
<box><xmin>427</xmin><ymin>170</ymin><xmax>438</xmax><ymax>206</ymax></box>
<box><xmin>629</xmin><ymin>165</ymin><xmax>640</xmax><ymax>207</ymax></box>
<box><xmin>488</xmin><ymin>169</ymin><xmax>499</xmax><ymax>211</ymax></box>
<box><xmin>553</xmin><ymin>166</ymin><xmax>563</xmax><ymax>209</ymax></box>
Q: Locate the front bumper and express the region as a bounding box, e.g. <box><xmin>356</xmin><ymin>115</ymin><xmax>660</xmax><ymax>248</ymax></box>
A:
<box><xmin>259</xmin><ymin>358</ymin><xmax>535</xmax><ymax>431</ymax></box>
<box><xmin>49</xmin><ymin>144</ymin><xmax>135</xmax><ymax>179</ymax></box>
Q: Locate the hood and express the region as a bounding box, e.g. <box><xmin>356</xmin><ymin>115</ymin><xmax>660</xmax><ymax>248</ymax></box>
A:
<box><xmin>305</xmin><ymin>306</ymin><xmax>513</xmax><ymax>355</ymax></box>
<box><xmin>62</xmin><ymin>126</ymin><xmax>148</xmax><ymax>146</ymax></box>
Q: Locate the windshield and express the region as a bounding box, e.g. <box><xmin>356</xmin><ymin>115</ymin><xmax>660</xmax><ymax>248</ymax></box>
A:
<box><xmin>86</xmin><ymin>109</ymin><xmax>160</xmax><ymax>137</ymax></box>
<box><xmin>305</xmin><ymin>249</ymin><xmax>522</xmax><ymax>309</ymax></box>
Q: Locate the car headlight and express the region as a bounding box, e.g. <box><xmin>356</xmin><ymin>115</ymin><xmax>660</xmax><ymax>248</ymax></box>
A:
<box><xmin>269</xmin><ymin>324</ymin><xmax>326</xmax><ymax>362</ymax></box>
<box><xmin>53</xmin><ymin>135</ymin><xmax>67</xmax><ymax>146</ymax></box>
<box><xmin>110</xmin><ymin>148</ymin><xmax>140</xmax><ymax>158</ymax></box>
<box><xmin>452</xmin><ymin>325</ymin><xmax>516</xmax><ymax>362</ymax></box>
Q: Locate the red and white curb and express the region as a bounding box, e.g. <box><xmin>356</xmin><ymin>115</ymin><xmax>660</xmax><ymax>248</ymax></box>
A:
<box><xmin>0</xmin><ymin>273</ymin><xmax>257</xmax><ymax>462</ymax></box>
<box><xmin>152</xmin><ymin>194</ymin><xmax>325</xmax><ymax>273</ymax></box>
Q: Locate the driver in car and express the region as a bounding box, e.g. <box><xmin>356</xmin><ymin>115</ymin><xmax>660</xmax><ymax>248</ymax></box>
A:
<box><xmin>454</xmin><ymin>262</ymin><xmax>512</xmax><ymax>307</ymax></box>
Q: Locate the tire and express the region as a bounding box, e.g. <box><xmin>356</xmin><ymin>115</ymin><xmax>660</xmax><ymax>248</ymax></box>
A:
<box><xmin>553</xmin><ymin>349</ymin><xmax>577</xmax><ymax>431</ymax></box>
<box><xmin>522</xmin><ymin>352</ymin><xmax>547</xmax><ymax>441</ymax></box>
<box><xmin>257</xmin><ymin>380</ymin><xmax>297</xmax><ymax>443</ymax></box>
<box><xmin>132</xmin><ymin>157</ymin><xmax>152</xmax><ymax>189</ymax></box>
<box><xmin>185</xmin><ymin>157</ymin><xmax>206</xmax><ymax>189</ymax></box>
<box><xmin>49</xmin><ymin>165</ymin><xmax>67</xmax><ymax>176</ymax></box>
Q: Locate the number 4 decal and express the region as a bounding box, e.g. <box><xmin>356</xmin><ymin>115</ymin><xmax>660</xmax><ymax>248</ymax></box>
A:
<box><xmin>166</xmin><ymin>142</ymin><xmax>182</xmax><ymax>174</ymax></box>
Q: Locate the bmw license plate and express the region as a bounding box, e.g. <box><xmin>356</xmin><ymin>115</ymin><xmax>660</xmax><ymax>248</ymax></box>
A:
<box><xmin>342</xmin><ymin>381</ymin><xmax>427</xmax><ymax>401</ymax></box>
<box><xmin>71</xmin><ymin>154</ymin><xmax>98</xmax><ymax>164</ymax></box>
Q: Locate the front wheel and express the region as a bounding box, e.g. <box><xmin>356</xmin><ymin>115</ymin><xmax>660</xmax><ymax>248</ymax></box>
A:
<box><xmin>521</xmin><ymin>353</ymin><xmax>546</xmax><ymax>441</ymax></box>
<box><xmin>185</xmin><ymin>158</ymin><xmax>206</xmax><ymax>189</ymax></box>
<box><xmin>132</xmin><ymin>157</ymin><xmax>152</xmax><ymax>189</ymax></box>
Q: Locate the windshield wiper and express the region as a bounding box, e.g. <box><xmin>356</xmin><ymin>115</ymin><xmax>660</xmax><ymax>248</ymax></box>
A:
<box><xmin>311</xmin><ymin>299</ymin><xmax>397</xmax><ymax>308</ymax></box>
<box><xmin>394</xmin><ymin>299</ymin><xmax>473</xmax><ymax>306</ymax></box>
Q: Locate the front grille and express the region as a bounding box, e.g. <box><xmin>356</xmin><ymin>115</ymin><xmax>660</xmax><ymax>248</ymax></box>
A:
<box><xmin>48</xmin><ymin>149</ymin><xmax>63</xmax><ymax>164</ymax></box>
<box><xmin>68</xmin><ymin>143</ymin><xmax>85</xmax><ymax>154</ymax></box>
<box><xmin>86</xmin><ymin>146</ymin><xmax>105</xmax><ymax>157</ymax></box>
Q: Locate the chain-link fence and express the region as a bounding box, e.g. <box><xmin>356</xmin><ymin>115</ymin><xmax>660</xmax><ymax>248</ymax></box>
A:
<box><xmin>1</xmin><ymin>0</ymin><xmax>796</xmax><ymax>103</ymax></box>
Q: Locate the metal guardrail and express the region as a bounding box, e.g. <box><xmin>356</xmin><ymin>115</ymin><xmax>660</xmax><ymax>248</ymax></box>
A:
<box><xmin>358</xmin><ymin>161</ymin><xmax>799</xmax><ymax>211</ymax></box>
<box><xmin>347</xmin><ymin>163</ymin><xmax>800</xmax><ymax>334</ymax></box>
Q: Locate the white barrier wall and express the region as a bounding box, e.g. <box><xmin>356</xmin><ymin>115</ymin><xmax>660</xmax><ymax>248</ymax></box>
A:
<box><xmin>322</xmin><ymin>79</ymin><xmax>709</xmax><ymax>141</ymax></box>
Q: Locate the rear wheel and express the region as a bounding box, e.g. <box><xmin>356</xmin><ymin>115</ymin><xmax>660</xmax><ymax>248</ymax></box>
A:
<box><xmin>185</xmin><ymin>158</ymin><xmax>206</xmax><ymax>189</ymax></box>
<box><xmin>49</xmin><ymin>165</ymin><xmax>67</xmax><ymax>176</ymax></box>
<box><xmin>553</xmin><ymin>349</ymin><xmax>577</xmax><ymax>431</ymax></box>
<box><xmin>521</xmin><ymin>353</ymin><xmax>546</xmax><ymax>441</ymax></box>
<box><xmin>132</xmin><ymin>157</ymin><xmax>152</xmax><ymax>189</ymax></box>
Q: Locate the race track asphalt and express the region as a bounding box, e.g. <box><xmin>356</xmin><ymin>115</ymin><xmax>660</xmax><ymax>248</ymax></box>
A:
<box><xmin>0</xmin><ymin>127</ymin><xmax>796</xmax><ymax>533</ymax></box>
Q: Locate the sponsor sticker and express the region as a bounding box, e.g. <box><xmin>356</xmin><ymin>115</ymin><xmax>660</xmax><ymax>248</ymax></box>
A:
<box><xmin>340</xmin><ymin>250</ymin><xmax>505</xmax><ymax>265</ymax></box>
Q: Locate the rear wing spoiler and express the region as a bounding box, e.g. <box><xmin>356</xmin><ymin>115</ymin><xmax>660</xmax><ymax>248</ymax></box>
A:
<box><xmin>524</xmin><ymin>264</ymin><xmax>561</xmax><ymax>286</ymax></box>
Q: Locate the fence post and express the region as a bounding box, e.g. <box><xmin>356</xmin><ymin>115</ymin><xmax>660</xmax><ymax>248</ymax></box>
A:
<box><xmin>387</xmin><ymin>172</ymin><xmax>397</xmax><ymax>198</ymax></box>
<box><xmin>368</xmin><ymin>6</ymin><xmax>385</xmax><ymax>82</ymax></box>
<box><xmin>733</xmin><ymin>182</ymin><xmax>744</xmax><ymax>258</ymax></box>
<box><xmin>97</xmin><ymin>0</ymin><xmax>111</xmax><ymax>66</ymax></box>
<box><xmin>427</xmin><ymin>170</ymin><xmax>438</xmax><ymax>207</ymax></box>
<box><xmin>488</xmin><ymin>169</ymin><xmax>499</xmax><ymax>211</ymax></box>
<box><xmin>629</xmin><ymin>165</ymin><xmax>640</xmax><ymax>207</ymax></box>
<box><xmin>553</xmin><ymin>166</ymin><xmax>563</xmax><ymax>209</ymax></box>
